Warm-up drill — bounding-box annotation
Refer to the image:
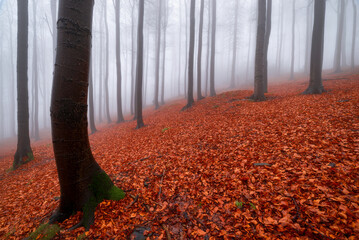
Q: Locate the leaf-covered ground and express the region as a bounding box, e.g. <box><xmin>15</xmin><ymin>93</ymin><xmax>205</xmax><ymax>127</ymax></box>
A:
<box><xmin>0</xmin><ymin>73</ymin><xmax>358</xmax><ymax>239</ymax></box>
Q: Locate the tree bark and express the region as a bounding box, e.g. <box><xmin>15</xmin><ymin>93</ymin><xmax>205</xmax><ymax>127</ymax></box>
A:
<box><xmin>205</xmin><ymin>0</ymin><xmax>211</xmax><ymax>97</ymax></box>
<box><xmin>351</xmin><ymin>0</ymin><xmax>357</xmax><ymax>70</ymax></box>
<box><xmin>161</xmin><ymin>1</ymin><xmax>168</xmax><ymax>105</ymax></box>
<box><xmin>209</xmin><ymin>0</ymin><xmax>217</xmax><ymax>97</ymax></box>
<box><xmin>50</xmin><ymin>0</ymin><xmax>57</xmax><ymax>63</ymax></box>
<box><xmin>115</xmin><ymin>0</ymin><xmax>124</xmax><ymax>123</ymax></box>
<box><xmin>135</xmin><ymin>0</ymin><xmax>145</xmax><ymax>129</ymax></box>
<box><xmin>290</xmin><ymin>0</ymin><xmax>296</xmax><ymax>80</ymax></box>
<box><xmin>251</xmin><ymin>0</ymin><xmax>266</xmax><ymax>101</ymax></box>
<box><xmin>333</xmin><ymin>0</ymin><xmax>346</xmax><ymax>73</ymax></box>
<box><xmin>32</xmin><ymin>0</ymin><xmax>40</xmax><ymax>141</ymax></box>
<box><xmin>104</xmin><ymin>1</ymin><xmax>111</xmax><ymax>123</ymax></box>
<box><xmin>263</xmin><ymin>0</ymin><xmax>272</xmax><ymax>93</ymax></box>
<box><xmin>89</xmin><ymin>58</ymin><xmax>97</xmax><ymax>134</ymax></box>
<box><xmin>197</xmin><ymin>0</ymin><xmax>205</xmax><ymax>99</ymax></box>
<box><xmin>303</xmin><ymin>0</ymin><xmax>326</xmax><ymax>94</ymax></box>
<box><xmin>131</xmin><ymin>3</ymin><xmax>136</xmax><ymax>115</ymax></box>
<box><xmin>304</xmin><ymin>1</ymin><xmax>313</xmax><ymax>74</ymax></box>
<box><xmin>230</xmin><ymin>0</ymin><xmax>239</xmax><ymax>89</ymax></box>
<box><xmin>154</xmin><ymin>0</ymin><xmax>162</xmax><ymax>109</ymax></box>
<box><xmin>13</xmin><ymin>0</ymin><xmax>33</xmax><ymax>169</ymax></box>
<box><xmin>183</xmin><ymin>0</ymin><xmax>196</xmax><ymax>110</ymax></box>
<box><xmin>50</xmin><ymin>0</ymin><xmax>125</xmax><ymax>229</ymax></box>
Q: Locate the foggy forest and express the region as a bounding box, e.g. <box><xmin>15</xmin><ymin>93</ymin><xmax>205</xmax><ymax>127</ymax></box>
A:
<box><xmin>0</xmin><ymin>0</ymin><xmax>358</xmax><ymax>239</ymax></box>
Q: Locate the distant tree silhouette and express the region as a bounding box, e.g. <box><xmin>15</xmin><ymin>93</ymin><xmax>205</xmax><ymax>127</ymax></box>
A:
<box><xmin>13</xmin><ymin>0</ymin><xmax>33</xmax><ymax>169</ymax></box>
<box><xmin>209</xmin><ymin>0</ymin><xmax>217</xmax><ymax>97</ymax></box>
<box><xmin>303</xmin><ymin>0</ymin><xmax>326</xmax><ymax>94</ymax></box>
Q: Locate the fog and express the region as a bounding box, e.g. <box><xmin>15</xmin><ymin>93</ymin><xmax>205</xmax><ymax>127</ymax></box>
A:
<box><xmin>0</xmin><ymin>0</ymin><xmax>358</xmax><ymax>140</ymax></box>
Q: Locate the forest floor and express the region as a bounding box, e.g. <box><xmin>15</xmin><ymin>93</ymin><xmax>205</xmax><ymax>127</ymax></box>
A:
<box><xmin>0</xmin><ymin>72</ymin><xmax>358</xmax><ymax>239</ymax></box>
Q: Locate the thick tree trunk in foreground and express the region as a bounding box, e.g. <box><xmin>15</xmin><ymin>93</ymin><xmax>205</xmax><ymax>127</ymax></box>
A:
<box><xmin>303</xmin><ymin>0</ymin><xmax>326</xmax><ymax>94</ymax></box>
<box><xmin>115</xmin><ymin>0</ymin><xmax>124</xmax><ymax>123</ymax></box>
<box><xmin>13</xmin><ymin>0</ymin><xmax>33</xmax><ymax>169</ymax></box>
<box><xmin>263</xmin><ymin>0</ymin><xmax>272</xmax><ymax>93</ymax></box>
<box><xmin>50</xmin><ymin>0</ymin><xmax>124</xmax><ymax>229</ymax></box>
<box><xmin>209</xmin><ymin>0</ymin><xmax>217</xmax><ymax>97</ymax></box>
<box><xmin>333</xmin><ymin>0</ymin><xmax>345</xmax><ymax>73</ymax></box>
<box><xmin>135</xmin><ymin>0</ymin><xmax>145</xmax><ymax>129</ymax></box>
<box><xmin>197</xmin><ymin>0</ymin><xmax>205</xmax><ymax>99</ymax></box>
<box><xmin>183</xmin><ymin>0</ymin><xmax>196</xmax><ymax>111</ymax></box>
<box><xmin>251</xmin><ymin>0</ymin><xmax>266</xmax><ymax>101</ymax></box>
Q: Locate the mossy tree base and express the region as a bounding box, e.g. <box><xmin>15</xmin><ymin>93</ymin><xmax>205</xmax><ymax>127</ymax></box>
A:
<box><xmin>49</xmin><ymin>171</ymin><xmax>125</xmax><ymax>230</ymax></box>
<box><xmin>13</xmin><ymin>149</ymin><xmax>33</xmax><ymax>170</ymax></box>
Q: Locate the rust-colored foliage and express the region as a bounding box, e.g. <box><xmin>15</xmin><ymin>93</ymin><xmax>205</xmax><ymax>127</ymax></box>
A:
<box><xmin>0</xmin><ymin>73</ymin><xmax>358</xmax><ymax>239</ymax></box>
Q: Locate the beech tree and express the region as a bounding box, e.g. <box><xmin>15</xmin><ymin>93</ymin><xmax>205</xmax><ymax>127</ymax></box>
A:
<box><xmin>49</xmin><ymin>0</ymin><xmax>125</xmax><ymax>229</ymax></box>
<box><xmin>333</xmin><ymin>0</ymin><xmax>346</xmax><ymax>73</ymax></box>
<box><xmin>263</xmin><ymin>0</ymin><xmax>272</xmax><ymax>93</ymax></box>
<box><xmin>13</xmin><ymin>0</ymin><xmax>33</xmax><ymax>169</ymax></box>
<box><xmin>351</xmin><ymin>0</ymin><xmax>357</xmax><ymax>70</ymax></box>
<box><xmin>251</xmin><ymin>0</ymin><xmax>266</xmax><ymax>101</ymax></box>
<box><xmin>303</xmin><ymin>0</ymin><xmax>326</xmax><ymax>94</ymax></box>
<box><xmin>209</xmin><ymin>0</ymin><xmax>217</xmax><ymax>97</ymax></box>
<box><xmin>230</xmin><ymin>0</ymin><xmax>239</xmax><ymax>89</ymax></box>
<box><xmin>290</xmin><ymin>0</ymin><xmax>296</xmax><ymax>80</ymax></box>
<box><xmin>154</xmin><ymin>0</ymin><xmax>162</xmax><ymax>109</ymax></box>
<box><xmin>135</xmin><ymin>0</ymin><xmax>145</xmax><ymax>129</ymax></box>
<box><xmin>183</xmin><ymin>0</ymin><xmax>195</xmax><ymax>110</ymax></box>
<box><xmin>197</xmin><ymin>0</ymin><xmax>205</xmax><ymax>99</ymax></box>
<box><xmin>32</xmin><ymin>0</ymin><xmax>40</xmax><ymax>140</ymax></box>
<box><xmin>115</xmin><ymin>0</ymin><xmax>124</xmax><ymax>123</ymax></box>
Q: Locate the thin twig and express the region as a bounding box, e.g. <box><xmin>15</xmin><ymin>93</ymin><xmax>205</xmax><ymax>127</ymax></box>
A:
<box><xmin>306</xmin><ymin>221</ymin><xmax>335</xmax><ymax>240</ymax></box>
<box><xmin>290</xmin><ymin>196</ymin><xmax>300</xmax><ymax>222</ymax></box>
<box><xmin>161</xmin><ymin>224</ymin><xmax>172</xmax><ymax>240</ymax></box>
<box><xmin>126</xmin><ymin>194</ymin><xmax>139</xmax><ymax>209</ymax></box>
<box><xmin>158</xmin><ymin>169</ymin><xmax>166</xmax><ymax>201</ymax></box>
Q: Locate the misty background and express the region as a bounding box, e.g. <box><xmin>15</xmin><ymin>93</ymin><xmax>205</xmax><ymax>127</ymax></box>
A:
<box><xmin>0</xmin><ymin>0</ymin><xmax>357</xmax><ymax>140</ymax></box>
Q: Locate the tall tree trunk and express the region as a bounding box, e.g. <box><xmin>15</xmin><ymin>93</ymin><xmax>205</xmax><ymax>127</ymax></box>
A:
<box><xmin>13</xmin><ymin>0</ymin><xmax>33</xmax><ymax>169</ymax></box>
<box><xmin>303</xmin><ymin>0</ymin><xmax>326</xmax><ymax>94</ymax></box>
<box><xmin>290</xmin><ymin>0</ymin><xmax>296</xmax><ymax>80</ymax></box>
<box><xmin>304</xmin><ymin>1</ymin><xmax>313</xmax><ymax>74</ymax></box>
<box><xmin>230</xmin><ymin>0</ymin><xmax>239</xmax><ymax>89</ymax></box>
<box><xmin>98</xmin><ymin>9</ymin><xmax>103</xmax><ymax>123</ymax></box>
<box><xmin>341</xmin><ymin>0</ymin><xmax>348</xmax><ymax>68</ymax></box>
<box><xmin>135</xmin><ymin>0</ymin><xmax>145</xmax><ymax>129</ymax></box>
<box><xmin>8</xmin><ymin>11</ymin><xmax>16</xmax><ymax>136</ymax></box>
<box><xmin>276</xmin><ymin>0</ymin><xmax>284</xmax><ymax>74</ymax></box>
<box><xmin>50</xmin><ymin>0</ymin><xmax>57</xmax><ymax>63</ymax></box>
<box><xmin>115</xmin><ymin>0</ymin><xmax>124</xmax><ymax>123</ymax></box>
<box><xmin>251</xmin><ymin>0</ymin><xmax>266</xmax><ymax>101</ymax></box>
<box><xmin>131</xmin><ymin>4</ymin><xmax>136</xmax><ymax>115</ymax></box>
<box><xmin>205</xmin><ymin>0</ymin><xmax>211</xmax><ymax>97</ymax></box>
<box><xmin>184</xmin><ymin>0</ymin><xmax>189</xmax><ymax>98</ymax></box>
<box><xmin>183</xmin><ymin>0</ymin><xmax>196</xmax><ymax>110</ymax></box>
<box><xmin>209</xmin><ymin>0</ymin><xmax>217</xmax><ymax>97</ymax></box>
<box><xmin>197</xmin><ymin>0</ymin><xmax>205</xmax><ymax>99</ymax></box>
<box><xmin>32</xmin><ymin>0</ymin><xmax>40</xmax><ymax>140</ymax></box>
<box><xmin>333</xmin><ymin>0</ymin><xmax>345</xmax><ymax>73</ymax></box>
<box><xmin>161</xmin><ymin>1</ymin><xmax>168</xmax><ymax>105</ymax></box>
<box><xmin>351</xmin><ymin>0</ymin><xmax>357</xmax><ymax>70</ymax></box>
<box><xmin>178</xmin><ymin>0</ymin><xmax>182</xmax><ymax>97</ymax></box>
<box><xmin>104</xmin><ymin>1</ymin><xmax>111</xmax><ymax>123</ymax></box>
<box><xmin>49</xmin><ymin>0</ymin><xmax>125</xmax><ymax>229</ymax></box>
<box><xmin>154</xmin><ymin>0</ymin><xmax>162</xmax><ymax>109</ymax></box>
<box><xmin>89</xmin><ymin>58</ymin><xmax>97</xmax><ymax>134</ymax></box>
<box><xmin>0</xmin><ymin>39</ymin><xmax>3</xmax><ymax>138</ymax></box>
<box><xmin>263</xmin><ymin>0</ymin><xmax>272</xmax><ymax>93</ymax></box>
